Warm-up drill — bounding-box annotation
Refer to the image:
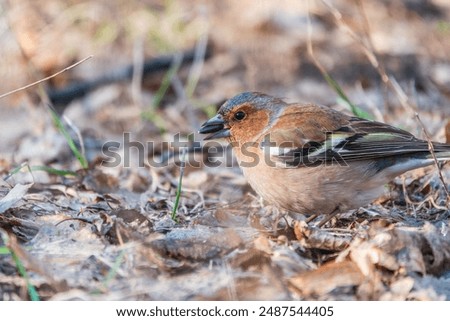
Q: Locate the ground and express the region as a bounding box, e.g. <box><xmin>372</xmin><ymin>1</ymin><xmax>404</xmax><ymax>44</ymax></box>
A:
<box><xmin>0</xmin><ymin>0</ymin><xmax>449</xmax><ymax>300</ymax></box>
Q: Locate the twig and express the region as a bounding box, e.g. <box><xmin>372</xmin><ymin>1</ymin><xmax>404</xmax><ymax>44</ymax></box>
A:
<box><xmin>321</xmin><ymin>0</ymin><xmax>417</xmax><ymax>114</ymax></box>
<box><xmin>0</xmin><ymin>56</ymin><xmax>93</xmax><ymax>100</ymax></box>
<box><xmin>414</xmin><ymin>113</ymin><xmax>450</xmax><ymax>198</ymax></box>
<box><xmin>322</xmin><ymin>0</ymin><xmax>449</xmax><ymax>205</ymax></box>
<box><xmin>306</xmin><ymin>3</ymin><xmax>330</xmax><ymax>81</ymax></box>
<box><xmin>402</xmin><ymin>176</ymin><xmax>417</xmax><ymax>216</ymax></box>
<box><xmin>306</xmin><ymin>0</ymin><xmax>371</xmax><ymax>119</ymax></box>
<box><xmin>185</xmin><ymin>16</ymin><xmax>209</xmax><ymax>98</ymax></box>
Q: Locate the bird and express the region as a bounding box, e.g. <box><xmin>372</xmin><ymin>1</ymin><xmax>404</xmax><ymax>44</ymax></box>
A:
<box><xmin>199</xmin><ymin>92</ymin><xmax>450</xmax><ymax>225</ymax></box>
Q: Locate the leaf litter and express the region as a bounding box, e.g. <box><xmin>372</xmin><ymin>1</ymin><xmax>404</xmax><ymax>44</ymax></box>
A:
<box><xmin>0</xmin><ymin>0</ymin><xmax>450</xmax><ymax>301</ymax></box>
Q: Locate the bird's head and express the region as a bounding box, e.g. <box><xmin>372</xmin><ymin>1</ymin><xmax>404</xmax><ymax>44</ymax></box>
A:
<box><xmin>199</xmin><ymin>92</ymin><xmax>287</xmax><ymax>143</ymax></box>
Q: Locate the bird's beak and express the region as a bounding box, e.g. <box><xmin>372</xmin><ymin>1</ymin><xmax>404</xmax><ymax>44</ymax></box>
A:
<box><xmin>198</xmin><ymin>114</ymin><xmax>231</xmax><ymax>140</ymax></box>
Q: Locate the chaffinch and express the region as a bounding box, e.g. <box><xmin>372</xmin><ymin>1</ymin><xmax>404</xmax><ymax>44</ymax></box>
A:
<box><xmin>199</xmin><ymin>92</ymin><xmax>450</xmax><ymax>225</ymax></box>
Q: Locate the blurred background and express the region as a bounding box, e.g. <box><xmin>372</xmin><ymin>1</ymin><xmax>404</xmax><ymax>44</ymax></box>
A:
<box><xmin>1</xmin><ymin>0</ymin><xmax>450</xmax><ymax>301</ymax></box>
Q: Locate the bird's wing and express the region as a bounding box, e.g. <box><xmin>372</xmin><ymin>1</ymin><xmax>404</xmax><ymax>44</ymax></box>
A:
<box><xmin>263</xmin><ymin>105</ymin><xmax>450</xmax><ymax>167</ymax></box>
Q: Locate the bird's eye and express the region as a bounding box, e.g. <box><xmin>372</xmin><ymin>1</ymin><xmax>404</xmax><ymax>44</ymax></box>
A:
<box><xmin>234</xmin><ymin>111</ymin><xmax>246</xmax><ymax>121</ymax></box>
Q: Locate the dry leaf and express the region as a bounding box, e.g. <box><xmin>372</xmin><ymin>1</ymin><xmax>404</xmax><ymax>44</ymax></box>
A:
<box><xmin>290</xmin><ymin>260</ymin><xmax>364</xmax><ymax>297</ymax></box>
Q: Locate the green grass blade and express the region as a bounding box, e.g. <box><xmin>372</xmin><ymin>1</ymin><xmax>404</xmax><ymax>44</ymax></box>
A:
<box><xmin>141</xmin><ymin>110</ymin><xmax>167</xmax><ymax>134</ymax></box>
<box><xmin>102</xmin><ymin>249</ymin><xmax>126</xmax><ymax>288</ymax></box>
<box><xmin>49</xmin><ymin>108</ymin><xmax>88</xmax><ymax>169</ymax></box>
<box><xmin>30</xmin><ymin>165</ymin><xmax>77</xmax><ymax>177</ymax></box>
<box><xmin>142</xmin><ymin>54</ymin><xmax>183</xmax><ymax>133</ymax></box>
<box><xmin>322</xmin><ymin>73</ymin><xmax>373</xmax><ymax>119</ymax></box>
<box><xmin>0</xmin><ymin>246</ymin><xmax>11</xmax><ymax>254</ymax></box>
<box><xmin>11</xmin><ymin>251</ymin><xmax>40</xmax><ymax>301</ymax></box>
<box><xmin>171</xmin><ymin>148</ymin><xmax>186</xmax><ymax>221</ymax></box>
<box><xmin>89</xmin><ymin>248</ymin><xmax>126</xmax><ymax>295</ymax></box>
<box><xmin>0</xmin><ymin>233</ymin><xmax>40</xmax><ymax>301</ymax></box>
<box><xmin>152</xmin><ymin>55</ymin><xmax>182</xmax><ymax>108</ymax></box>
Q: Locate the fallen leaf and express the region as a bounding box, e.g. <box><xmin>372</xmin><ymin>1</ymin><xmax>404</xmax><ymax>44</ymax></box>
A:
<box><xmin>0</xmin><ymin>183</ymin><xmax>33</xmax><ymax>213</ymax></box>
